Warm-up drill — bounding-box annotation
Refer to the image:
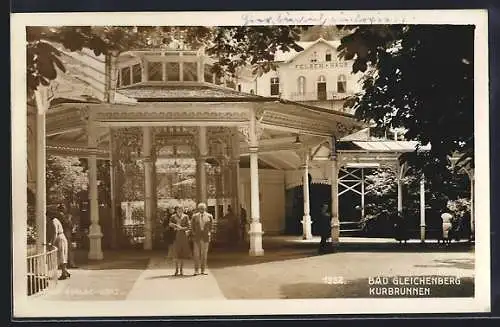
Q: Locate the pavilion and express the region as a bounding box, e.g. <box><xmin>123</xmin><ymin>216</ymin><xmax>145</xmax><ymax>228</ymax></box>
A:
<box><xmin>28</xmin><ymin>42</ymin><xmax>367</xmax><ymax>260</ymax></box>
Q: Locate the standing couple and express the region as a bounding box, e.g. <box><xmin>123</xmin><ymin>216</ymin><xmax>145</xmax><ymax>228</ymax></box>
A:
<box><xmin>167</xmin><ymin>202</ymin><xmax>213</xmax><ymax>276</ymax></box>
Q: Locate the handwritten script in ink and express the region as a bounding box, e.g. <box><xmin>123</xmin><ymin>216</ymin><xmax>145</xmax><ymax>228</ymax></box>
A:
<box><xmin>241</xmin><ymin>12</ymin><xmax>409</xmax><ymax>26</ymax></box>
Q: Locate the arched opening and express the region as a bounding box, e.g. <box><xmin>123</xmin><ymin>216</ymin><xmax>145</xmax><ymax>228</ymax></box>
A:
<box><xmin>285</xmin><ymin>183</ymin><xmax>331</xmax><ymax>235</ymax></box>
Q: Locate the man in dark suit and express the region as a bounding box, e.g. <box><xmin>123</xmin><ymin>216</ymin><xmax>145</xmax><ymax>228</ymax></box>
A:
<box><xmin>190</xmin><ymin>203</ymin><xmax>213</xmax><ymax>275</ymax></box>
<box><xmin>318</xmin><ymin>203</ymin><xmax>332</xmax><ymax>254</ymax></box>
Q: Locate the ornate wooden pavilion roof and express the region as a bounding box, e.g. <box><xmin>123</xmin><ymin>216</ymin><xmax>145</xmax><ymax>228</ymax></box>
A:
<box><xmin>39</xmin><ymin>43</ymin><xmax>367</xmax><ymax>170</ymax></box>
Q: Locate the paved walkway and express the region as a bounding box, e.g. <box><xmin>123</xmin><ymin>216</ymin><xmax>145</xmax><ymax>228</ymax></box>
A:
<box><xmin>29</xmin><ymin>236</ymin><xmax>475</xmax><ymax>302</ymax></box>
<box><xmin>126</xmin><ymin>256</ymin><xmax>225</xmax><ymax>300</ymax></box>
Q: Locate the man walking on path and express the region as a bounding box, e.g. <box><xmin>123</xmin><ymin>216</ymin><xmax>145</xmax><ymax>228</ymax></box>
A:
<box><xmin>190</xmin><ymin>203</ymin><xmax>214</xmax><ymax>275</ymax></box>
<box><xmin>318</xmin><ymin>203</ymin><xmax>332</xmax><ymax>254</ymax></box>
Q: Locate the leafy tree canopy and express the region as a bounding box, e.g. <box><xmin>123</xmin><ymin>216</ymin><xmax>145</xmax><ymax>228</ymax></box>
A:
<box><xmin>46</xmin><ymin>155</ymin><xmax>88</xmax><ymax>206</ymax></box>
<box><xmin>336</xmin><ymin>25</ymin><xmax>474</xmax><ymax>193</ymax></box>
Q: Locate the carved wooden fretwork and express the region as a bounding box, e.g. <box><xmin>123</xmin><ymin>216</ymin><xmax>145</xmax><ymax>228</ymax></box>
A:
<box><xmin>79</xmin><ymin>106</ymin><xmax>90</xmax><ymax>121</ymax></box>
<box><xmin>336</xmin><ymin>152</ymin><xmax>402</xmax><ymax>171</ymax></box>
<box><xmin>334</xmin><ymin>122</ymin><xmax>358</xmax><ymax>138</ymax></box>
<box><xmin>238</xmin><ymin>121</ymin><xmax>264</xmax><ymax>145</ymax></box>
<box><xmin>93</xmin><ymin>108</ymin><xmax>248</xmax><ymax>123</ymax></box>
<box><xmin>113</xmin><ymin>127</ymin><xmax>142</xmax><ymax>162</ymax></box>
<box><xmin>263</xmin><ymin>111</ymin><xmax>334</xmax><ymax>136</ymax></box>
<box><xmin>46</xmin><ymin>143</ymin><xmax>109</xmax><ymax>159</ymax></box>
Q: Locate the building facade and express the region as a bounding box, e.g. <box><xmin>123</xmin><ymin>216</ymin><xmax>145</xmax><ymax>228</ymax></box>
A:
<box><xmin>236</xmin><ymin>38</ymin><xmax>363</xmax><ymax>113</ymax></box>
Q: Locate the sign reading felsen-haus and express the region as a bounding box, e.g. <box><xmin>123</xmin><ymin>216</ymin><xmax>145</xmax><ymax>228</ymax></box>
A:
<box><xmin>295</xmin><ymin>62</ymin><xmax>349</xmax><ymax>70</ymax></box>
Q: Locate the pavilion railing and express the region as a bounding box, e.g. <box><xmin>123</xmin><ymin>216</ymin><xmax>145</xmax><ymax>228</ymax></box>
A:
<box><xmin>27</xmin><ymin>244</ymin><xmax>59</xmax><ymax>296</ymax></box>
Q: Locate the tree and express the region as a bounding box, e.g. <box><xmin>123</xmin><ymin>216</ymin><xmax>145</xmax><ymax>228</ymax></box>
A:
<box><xmin>336</xmin><ymin>25</ymin><xmax>474</xmax><ymax>196</ymax></box>
<box><xmin>46</xmin><ymin>155</ymin><xmax>88</xmax><ymax>206</ymax></box>
<box><xmin>26</xmin><ymin>26</ymin><xmax>306</xmax><ymax>92</ymax></box>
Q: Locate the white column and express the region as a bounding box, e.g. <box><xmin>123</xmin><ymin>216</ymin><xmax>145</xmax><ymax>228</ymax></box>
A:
<box><xmin>34</xmin><ymin>89</ymin><xmax>48</xmax><ymax>249</ymax></box>
<box><xmin>215</xmin><ymin>162</ymin><xmax>223</xmax><ymax>220</ymax></box>
<box><xmin>361</xmin><ymin>168</ymin><xmax>365</xmax><ymax>219</ymax></box>
<box><xmin>248</xmin><ymin>110</ymin><xmax>264</xmax><ymax>256</ymax></box>
<box><xmin>330</xmin><ymin>142</ymin><xmax>340</xmax><ymax>245</ymax></box>
<box><xmin>301</xmin><ymin>151</ymin><xmax>312</xmax><ymax>240</ymax></box>
<box><xmin>151</xmin><ymin>153</ymin><xmax>158</xmax><ymax>247</ymax></box>
<box><xmin>420</xmin><ymin>174</ymin><xmax>426</xmax><ymax>242</ymax></box>
<box><xmin>88</xmin><ymin>118</ymin><xmax>103</xmax><ymax>260</ymax></box>
<box><xmin>397</xmin><ymin>164</ymin><xmax>404</xmax><ymax>216</ymax></box>
<box><xmin>231</xmin><ymin>129</ymin><xmax>241</xmax><ymax>218</ymax></box>
<box><xmin>197</xmin><ymin>126</ymin><xmax>208</xmax><ymax>204</ymax></box>
<box><xmin>397</xmin><ymin>179</ymin><xmax>403</xmax><ymax>215</ymax></box>
<box><xmin>142</xmin><ymin>127</ymin><xmax>154</xmax><ymax>250</ymax></box>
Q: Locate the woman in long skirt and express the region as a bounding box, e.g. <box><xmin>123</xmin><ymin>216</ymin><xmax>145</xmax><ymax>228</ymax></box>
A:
<box><xmin>168</xmin><ymin>206</ymin><xmax>191</xmax><ymax>276</ymax></box>
<box><xmin>49</xmin><ymin>211</ymin><xmax>71</xmax><ymax>280</ymax></box>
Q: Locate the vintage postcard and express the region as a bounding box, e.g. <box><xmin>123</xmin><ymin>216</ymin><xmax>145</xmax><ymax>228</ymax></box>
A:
<box><xmin>11</xmin><ymin>10</ymin><xmax>490</xmax><ymax>317</ymax></box>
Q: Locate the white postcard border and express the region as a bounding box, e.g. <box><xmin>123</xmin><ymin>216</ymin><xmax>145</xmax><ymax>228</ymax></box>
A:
<box><xmin>11</xmin><ymin>9</ymin><xmax>490</xmax><ymax>317</ymax></box>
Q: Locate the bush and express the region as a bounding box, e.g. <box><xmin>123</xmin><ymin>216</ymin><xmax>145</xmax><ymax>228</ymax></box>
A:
<box><xmin>131</xmin><ymin>206</ymin><xmax>144</xmax><ymax>224</ymax></box>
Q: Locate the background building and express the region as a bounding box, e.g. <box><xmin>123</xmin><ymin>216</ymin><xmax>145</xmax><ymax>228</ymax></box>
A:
<box><xmin>235</xmin><ymin>38</ymin><xmax>363</xmax><ymax>113</ymax></box>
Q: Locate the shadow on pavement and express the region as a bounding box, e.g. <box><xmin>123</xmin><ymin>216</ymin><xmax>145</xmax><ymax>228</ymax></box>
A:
<box><xmin>145</xmin><ymin>274</ymin><xmax>196</xmax><ymax>280</ymax></box>
<box><xmin>73</xmin><ymin>250</ymin><xmax>151</xmax><ymax>270</ymax></box>
<box><xmin>413</xmin><ymin>258</ymin><xmax>475</xmax><ymax>270</ymax></box>
<box><xmin>72</xmin><ymin>238</ymin><xmax>474</xmax><ymax>271</ymax></box>
<box><xmin>279</xmin><ymin>276</ymin><xmax>474</xmax><ymax>299</ymax></box>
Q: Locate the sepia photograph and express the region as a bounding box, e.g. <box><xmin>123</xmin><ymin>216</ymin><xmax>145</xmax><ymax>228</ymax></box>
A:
<box><xmin>11</xmin><ymin>10</ymin><xmax>490</xmax><ymax>317</ymax></box>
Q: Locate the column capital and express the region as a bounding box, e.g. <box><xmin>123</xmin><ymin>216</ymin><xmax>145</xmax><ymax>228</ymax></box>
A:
<box><xmin>239</xmin><ymin>123</ymin><xmax>263</xmax><ymax>146</ymax></box>
<box><xmin>248</xmin><ymin>146</ymin><xmax>259</xmax><ymax>153</ymax></box>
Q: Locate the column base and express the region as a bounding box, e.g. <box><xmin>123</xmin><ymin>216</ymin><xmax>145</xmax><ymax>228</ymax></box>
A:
<box><xmin>420</xmin><ymin>225</ymin><xmax>426</xmax><ymax>243</ymax></box>
<box><xmin>88</xmin><ymin>224</ymin><xmax>103</xmax><ymax>260</ymax></box>
<box><xmin>301</xmin><ymin>215</ymin><xmax>313</xmax><ymax>240</ymax></box>
<box><xmin>331</xmin><ymin>220</ymin><xmax>340</xmax><ymax>245</ymax></box>
<box><xmin>248</xmin><ymin>222</ymin><xmax>264</xmax><ymax>256</ymax></box>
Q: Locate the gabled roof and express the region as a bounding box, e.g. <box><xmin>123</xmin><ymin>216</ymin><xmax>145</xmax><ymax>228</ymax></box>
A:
<box><xmin>274</xmin><ymin>38</ymin><xmax>341</xmax><ymax>63</ymax></box>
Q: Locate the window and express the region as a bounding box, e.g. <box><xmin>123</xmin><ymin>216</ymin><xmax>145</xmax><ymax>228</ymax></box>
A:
<box><xmin>297</xmin><ymin>76</ymin><xmax>306</xmax><ymax>95</ymax></box>
<box><xmin>121</xmin><ymin>67</ymin><xmax>131</xmax><ymax>86</ymax></box>
<box><xmin>166</xmin><ymin>62</ymin><xmax>180</xmax><ymax>81</ymax></box>
<box><xmin>311</xmin><ymin>51</ymin><xmax>318</xmax><ymax>63</ymax></box>
<box><xmin>337</xmin><ymin>74</ymin><xmax>347</xmax><ymax>93</ymax></box>
<box><xmin>132</xmin><ymin>64</ymin><xmax>142</xmax><ymax>84</ymax></box>
<box><xmin>237</xmin><ymin>84</ymin><xmax>242</xmax><ymax>92</ymax></box>
<box><xmin>250</xmin><ymin>89</ymin><xmax>255</xmax><ymax>95</ymax></box>
<box><xmin>325</xmin><ymin>51</ymin><xmax>332</xmax><ymax>62</ymax></box>
<box><xmin>270</xmin><ymin>77</ymin><xmax>280</xmax><ymax>96</ymax></box>
<box><xmin>183</xmin><ymin>62</ymin><xmax>198</xmax><ymax>81</ymax></box>
<box><xmin>148</xmin><ymin>62</ymin><xmax>163</xmax><ymax>81</ymax></box>
<box><xmin>204</xmin><ymin>64</ymin><xmax>214</xmax><ymax>83</ymax></box>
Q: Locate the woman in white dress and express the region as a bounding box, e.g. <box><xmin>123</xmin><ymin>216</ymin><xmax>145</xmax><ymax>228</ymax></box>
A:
<box><xmin>441</xmin><ymin>212</ymin><xmax>453</xmax><ymax>246</ymax></box>
<box><xmin>49</xmin><ymin>213</ymin><xmax>71</xmax><ymax>280</ymax></box>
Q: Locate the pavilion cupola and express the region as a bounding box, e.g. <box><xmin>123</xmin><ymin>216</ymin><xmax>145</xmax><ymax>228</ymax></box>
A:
<box><xmin>115</xmin><ymin>42</ymin><xmax>229</xmax><ymax>89</ymax></box>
